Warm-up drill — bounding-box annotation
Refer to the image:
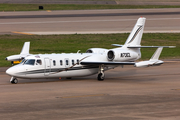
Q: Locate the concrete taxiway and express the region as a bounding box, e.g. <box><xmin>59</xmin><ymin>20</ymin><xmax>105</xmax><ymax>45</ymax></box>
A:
<box><xmin>1</xmin><ymin>8</ymin><xmax>180</xmax><ymax>35</ymax></box>
<box><xmin>0</xmin><ymin>61</ymin><xmax>180</xmax><ymax>119</ymax></box>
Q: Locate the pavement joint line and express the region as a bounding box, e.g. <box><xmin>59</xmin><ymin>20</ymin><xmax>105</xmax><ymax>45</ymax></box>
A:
<box><xmin>21</xmin><ymin>31</ymin><xmax>180</xmax><ymax>35</ymax></box>
<box><xmin>165</xmin><ymin>61</ymin><xmax>180</xmax><ymax>63</ymax></box>
<box><xmin>12</xmin><ymin>31</ymin><xmax>34</xmax><ymax>35</ymax></box>
<box><xmin>172</xmin><ymin>89</ymin><xmax>180</xmax><ymax>91</ymax></box>
<box><xmin>60</xmin><ymin>94</ymin><xmax>107</xmax><ymax>99</ymax></box>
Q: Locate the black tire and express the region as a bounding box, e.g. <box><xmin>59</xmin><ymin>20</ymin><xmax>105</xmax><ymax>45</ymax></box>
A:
<box><xmin>97</xmin><ymin>73</ymin><xmax>104</xmax><ymax>81</ymax></box>
<box><xmin>10</xmin><ymin>80</ymin><xmax>15</xmax><ymax>84</ymax></box>
<box><xmin>11</xmin><ymin>79</ymin><xmax>18</xmax><ymax>84</ymax></box>
<box><xmin>14</xmin><ymin>79</ymin><xmax>18</xmax><ymax>84</ymax></box>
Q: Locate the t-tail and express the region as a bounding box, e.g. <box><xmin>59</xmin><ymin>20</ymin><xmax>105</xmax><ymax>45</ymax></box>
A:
<box><xmin>111</xmin><ymin>17</ymin><xmax>175</xmax><ymax>67</ymax></box>
<box><xmin>124</xmin><ymin>17</ymin><xmax>146</xmax><ymax>46</ymax></box>
<box><xmin>112</xmin><ymin>17</ymin><xmax>146</xmax><ymax>48</ymax></box>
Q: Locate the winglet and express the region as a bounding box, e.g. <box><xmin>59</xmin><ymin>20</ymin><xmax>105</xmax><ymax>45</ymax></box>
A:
<box><xmin>20</xmin><ymin>42</ymin><xmax>30</xmax><ymax>55</ymax></box>
<box><xmin>150</xmin><ymin>47</ymin><xmax>163</xmax><ymax>61</ymax></box>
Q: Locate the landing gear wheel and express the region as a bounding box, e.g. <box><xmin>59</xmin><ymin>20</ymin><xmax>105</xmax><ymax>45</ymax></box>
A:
<box><xmin>10</xmin><ymin>78</ymin><xmax>18</xmax><ymax>84</ymax></box>
<box><xmin>97</xmin><ymin>73</ymin><xmax>104</xmax><ymax>81</ymax></box>
<box><xmin>13</xmin><ymin>79</ymin><xmax>18</xmax><ymax>84</ymax></box>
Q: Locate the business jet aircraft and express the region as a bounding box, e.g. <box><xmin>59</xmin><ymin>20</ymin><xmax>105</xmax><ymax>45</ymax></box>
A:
<box><xmin>6</xmin><ymin>17</ymin><xmax>175</xmax><ymax>84</ymax></box>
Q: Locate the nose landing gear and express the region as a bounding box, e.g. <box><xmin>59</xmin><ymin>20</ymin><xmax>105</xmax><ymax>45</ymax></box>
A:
<box><xmin>10</xmin><ymin>77</ymin><xmax>18</xmax><ymax>84</ymax></box>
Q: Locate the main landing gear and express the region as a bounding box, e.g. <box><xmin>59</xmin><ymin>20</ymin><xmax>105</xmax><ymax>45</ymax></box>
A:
<box><xmin>97</xmin><ymin>65</ymin><xmax>105</xmax><ymax>81</ymax></box>
<box><xmin>10</xmin><ymin>77</ymin><xmax>18</xmax><ymax>84</ymax></box>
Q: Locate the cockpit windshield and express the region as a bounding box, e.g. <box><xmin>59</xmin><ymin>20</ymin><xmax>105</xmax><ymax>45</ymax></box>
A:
<box><xmin>24</xmin><ymin>59</ymin><xmax>35</xmax><ymax>65</ymax></box>
<box><xmin>20</xmin><ymin>59</ymin><xmax>26</xmax><ymax>64</ymax></box>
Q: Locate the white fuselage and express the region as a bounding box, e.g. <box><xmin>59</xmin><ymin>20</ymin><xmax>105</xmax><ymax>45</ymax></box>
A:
<box><xmin>6</xmin><ymin>47</ymin><xmax>140</xmax><ymax>79</ymax></box>
<box><xmin>6</xmin><ymin>53</ymin><xmax>99</xmax><ymax>79</ymax></box>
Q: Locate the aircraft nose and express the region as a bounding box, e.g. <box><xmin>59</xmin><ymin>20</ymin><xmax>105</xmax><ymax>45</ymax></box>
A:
<box><xmin>6</xmin><ymin>68</ymin><xmax>13</xmax><ymax>76</ymax></box>
<box><xmin>6</xmin><ymin>65</ymin><xmax>25</xmax><ymax>77</ymax></box>
<box><xmin>6</xmin><ymin>67</ymin><xmax>16</xmax><ymax>76</ymax></box>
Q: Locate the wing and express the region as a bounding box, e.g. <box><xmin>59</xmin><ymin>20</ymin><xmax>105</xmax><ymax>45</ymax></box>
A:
<box><xmin>80</xmin><ymin>61</ymin><xmax>135</xmax><ymax>65</ymax></box>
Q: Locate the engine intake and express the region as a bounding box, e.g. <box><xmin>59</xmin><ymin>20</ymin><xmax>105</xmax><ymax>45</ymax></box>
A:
<box><xmin>107</xmin><ymin>49</ymin><xmax>139</xmax><ymax>61</ymax></box>
<box><xmin>107</xmin><ymin>50</ymin><xmax>114</xmax><ymax>61</ymax></box>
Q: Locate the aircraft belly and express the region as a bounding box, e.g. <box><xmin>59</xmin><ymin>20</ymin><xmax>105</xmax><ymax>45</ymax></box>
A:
<box><xmin>15</xmin><ymin>68</ymin><xmax>98</xmax><ymax>79</ymax></box>
<box><xmin>50</xmin><ymin>68</ymin><xmax>98</xmax><ymax>78</ymax></box>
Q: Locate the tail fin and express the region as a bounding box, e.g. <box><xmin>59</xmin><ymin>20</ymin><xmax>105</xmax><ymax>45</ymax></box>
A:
<box><xmin>124</xmin><ymin>17</ymin><xmax>146</xmax><ymax>46</ymax></box>
<box><xmin>20</xmin><ymin>42</ymin><xmax>30</xmax><ymax>55</ymax></box>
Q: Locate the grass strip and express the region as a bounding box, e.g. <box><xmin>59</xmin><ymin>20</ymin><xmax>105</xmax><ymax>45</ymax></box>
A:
<box><xmin>0</xmin><ymin>33</ymin><xmax>179</xmax><ymax>67</ymax></box>
<box><xmin>1</xmin><ymin>4</ymin><xmax>180</xmax><ymax>11</ymax></box>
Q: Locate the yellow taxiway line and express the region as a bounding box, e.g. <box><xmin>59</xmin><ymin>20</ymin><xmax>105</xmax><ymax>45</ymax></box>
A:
<box><xmin>12</xmin><ymin>31</ymin><xmax>34</xmax><ymax>35</ymax></box>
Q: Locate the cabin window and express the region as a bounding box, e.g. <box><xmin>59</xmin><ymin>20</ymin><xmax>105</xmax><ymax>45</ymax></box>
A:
<box><xmin>53</xmin><ymin>60</ymin><xmax>56</xmax><ymax>66</ymax></box>
<box><xmin>72</xmin><ymin>60</ymin><xmax>75</xmax><ymax>65</ymax></box>
<box><xmin>36</xmin><ymin>59</ymin><xmax>42</xmax><ymax>65</ymax></box>
<box><xmin>77</xmin><ymin>59</ymin><xmax>79</xmax><ymax>65</ymax></box>
<box><xmin>60</xmin><ymin>60</ymin><xmax>63</xmax><ymax>66</ymax></box>
<box><xmin>24</xmin><ymin>59</ymin><xmax>35</xmax><ymax>65</ymax></box>
<box><xmin>66</xmin><ymin>60</ymin><xmax>69</xmax><ymax>65</ymax></box>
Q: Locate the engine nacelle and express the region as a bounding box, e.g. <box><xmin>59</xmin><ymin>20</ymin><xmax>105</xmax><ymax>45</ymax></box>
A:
<box><xmin>135</xmin><ymin>60</ymin><xmax>164</xmax><ymax>68</ymax></box>
<box><xmin>86</xmin><ymin>48</ymin><xmax>109</xmax><ymax>54</ymax></box>
<box><xmin>107</xmin><ymin>49</ymin><xmax>139</xmax><ymax>61</ymax></box>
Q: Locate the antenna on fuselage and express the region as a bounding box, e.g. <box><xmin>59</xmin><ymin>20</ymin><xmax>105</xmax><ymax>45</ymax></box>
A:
<box><xmin>77</xmin><ymin>50</ymin><xmax>81</xmax><ymax>53</ymax></box>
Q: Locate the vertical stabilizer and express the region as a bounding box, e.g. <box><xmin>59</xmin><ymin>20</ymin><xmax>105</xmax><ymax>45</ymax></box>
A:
<box><xmin>20</xmin><ymin>42</ymin><xmax>30</xmax><ymax>55</ymax></box>
<box><xmin>125</xmin><ymin>17</ymin><xmax>146</xmax><ymax>46</ymax></box>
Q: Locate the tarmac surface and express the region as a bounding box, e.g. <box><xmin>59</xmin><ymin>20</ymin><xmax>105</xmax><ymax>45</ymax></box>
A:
<box><xmin>0</xmin><ymin>7</ymin><xmax>180</xmax><ymax>119</ymax></box>
<box><xmin>1</xmin><ymin>0</ymin><xmax>180</xmax><ymax>5</ymax></box>
<box><xmin>1</xmin><ymin>8</ymin><xmax>180</xmax><ymax>35</ymax></box>
<box><xmin>1</xmin><ymin>61</ymin><xmax>180</xmax><ymax>119</ymax></box>
<box><xmin>0</xmin><ymin>0</ymin><xmax>117</xmax><ymax>4</ymax></box>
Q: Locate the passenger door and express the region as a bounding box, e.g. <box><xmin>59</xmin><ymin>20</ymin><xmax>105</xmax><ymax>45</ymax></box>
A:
<box><xmin>44</xmin><ymin>58</ymin><xmax>51</xmax><ymax>76</ymax></box>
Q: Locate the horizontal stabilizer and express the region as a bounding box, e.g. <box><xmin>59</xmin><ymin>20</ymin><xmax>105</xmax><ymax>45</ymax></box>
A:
<box><xmin>112</xmin><ymin>44</ymin><xmax>175</xmax><ymax>48</ymax></box>
<box><xmin>127</xmin><ymin>46</ymin><xmax>176</xmax><ymax>48</ymax></box>
<box><xmin>111</xmin><ymin>44</ymin><xmax>123</xmax><ymax>47</ymax></box>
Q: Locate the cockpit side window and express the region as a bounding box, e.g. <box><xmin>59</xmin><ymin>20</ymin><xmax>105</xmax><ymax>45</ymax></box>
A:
<box><xmin>20</xmin><ymin>59</ymin><xmax>26</xmax><ymax>64</ymax></box>
<box><xmin>36</xmin><ymin>59</ymin><xmax>42</xmax><ymax>65</ymax></box>
<box><xmin>24</xmin><ymin>59</ymin><xmax>35</xmax><ymax>65</ymax></box>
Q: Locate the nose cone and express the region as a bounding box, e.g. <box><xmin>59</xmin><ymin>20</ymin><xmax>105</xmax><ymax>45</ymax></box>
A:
<box><xmin>6</xmin><ymin>65</ymin><xmax>25</xmax><ymax>77</ymax></box>
<box><xmin>6</xmin><ymin>67</ymin><xmax>15</xmax><ymax>76</ymax></box>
